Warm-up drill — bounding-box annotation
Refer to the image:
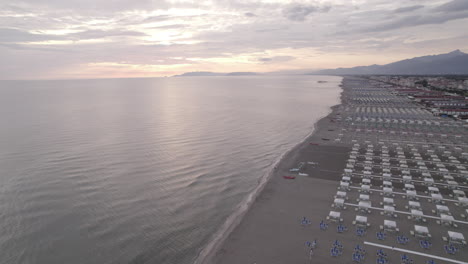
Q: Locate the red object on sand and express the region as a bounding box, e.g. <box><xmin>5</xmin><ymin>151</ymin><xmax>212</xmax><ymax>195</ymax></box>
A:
<box><xmin>283</xmin><ymin>176</ymin><xmax>296</xmax><ymax>179</ymax></box>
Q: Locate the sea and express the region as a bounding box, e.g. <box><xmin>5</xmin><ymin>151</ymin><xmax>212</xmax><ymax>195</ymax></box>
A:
<box><xmin>0</xmin><ymin>75</ymin><xmax>342</xmax><ymax>264</ymax></box>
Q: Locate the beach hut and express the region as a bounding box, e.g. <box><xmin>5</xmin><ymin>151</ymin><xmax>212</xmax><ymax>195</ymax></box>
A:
<box><xmin>333</xmin><ymin>198</ymin><xmax>346</xmax><ymax>209</ymax></box>
<box><xmin>439</xmin><ymin>214</ymin><xmax>456</xmax><ymax>227</ymax></box>
<box><xmin>456</xmin><ymin>197</ymin><xmax>468</xmax><ymax>207</ymax></box>
<box><xmin>447</xmin><ymin>181</ymin><xmax>458</xmax><ymax>190</ymax></box>
<box><xmin>382</xmin><ymin>187</ymin><xmax>394</xmax><ymax>197</ymax></box>
<box><xmin>382</xmin><ymin>197</ymin><xmax>395</xmax><ymax>206</ymax></box>
<box><xmin>335</xmin><ymin>191</ymin><xmax>347</xmax><ymax>200</ymax></box>
<box><xmin>409</xmin><ymin>209</ymin><xmax>425</xmax><ymax>222</ymax></box>
<box><xmin>411</xmin><ymin>225</ymin><xmax>431</xmax><ymax>239</ymax></box>
<box><xmin>381</xmin><ymin>220</ymin><xmax>399</xmax><ymax>233</ymax></box>
<box><xmin>357</xmin><ymin>201</ymin><xmax>371</xmax><ymax>214</ymax></box>
<box><xmin>405</xmin><ymin>190</ymin><xmax>417</xmax><ymax>200</ymax></box>
<box><xmin>382</xmin><ymin>173</ymin><xmax>392</xmax><ymax>180</ymax></box>
<box><xmin>407</xmin><ymin>201</ymin><xmax>421</xmax><ymax>210</ymax></box>
<box><xmin>382</xmin><ymin>205</ymin><xmax>396</xmax><ymax>218</ymax></box>
<box><xmin>447</xmin><ymin>231</ymin><xmax>466</xmax><ymax>246</ymax></box>
<box><xmin>443</xmin><ymin>175</ymin><xmax>455</xmax><ymax>181</ymax></box>
<box><xmin>427</xmin><ymin>186</ymin><xmax>440</xmax><ymax>195</ymax></box>
<box><xmin>339</xmin><ymin>181</ymin><xmax>350</xmax><ymax>191</ymax></box>
<box><xmin>430</xmin><ymin>193</ymin><xmax>443</xmax><ymax>204</ymax></box>
<box><xmin>452</xmin><ymin>190</ymin><xmax>465</xmax><ymax>198</ymax></box>
<box><xmin>327</xmin><ymin>211</ymin><xmax>342</xmax><ymax>223</ymax></box>
<box><xmin>342</xmin><ymin>176</ymin><xmax>351</xmax><ymax>182</ymax></box>
<box><xmin>382</xmin><ymin>181</ymin><xmax>392</xmax><ymax>188</ymax></box>
<box><xmin>355</xmin><ymin>194</ymin><xmax>369</xmax><ymax>203</ymax></box>
<box><xmin>434</xmin><ymin>205</ymin><xmax>450</xmax><ymax>216</ymax></box>
<box><xmin>359</xmin><ymin>184</ymin><xmax>371</xmax><ymax>194</ymax></box>
<box><xmin>404</xmin><ymin>184</ymin><xmax>415</xmax><ymax>191</ymax></box>
<box><xmin>363</xmin><ymin>171</ymin><xmax>372</xmax><ymax>179</ymax></box>
<box><xmin>422</xmin><ymin>172</ymin><xmax>431</xmax><ymax>178</ymax></box>
<box><xmin>402</xmin><ymin>175</ymin><xmax>412</xmax><ymax>183</ymax></box>
<box><xmin>353</xmin><ymin>215</ymin><xmax>369</xmax><ymax>228</ymax></box>
<box><xmin>424</xmin><ymin>177</ymin><xmax>435</xmax><ymax>186</ymax></box>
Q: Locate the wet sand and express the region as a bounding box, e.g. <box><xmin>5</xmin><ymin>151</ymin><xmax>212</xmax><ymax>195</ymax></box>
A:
<box><xmin>207</xmin><ymin>76</ymin><xmax>468</xmax><ymax>264</ymax></box>
<box><xmin>206</xmin><ymin>82</ymin><xmax>350</xmax><ymax>264</ymax></box>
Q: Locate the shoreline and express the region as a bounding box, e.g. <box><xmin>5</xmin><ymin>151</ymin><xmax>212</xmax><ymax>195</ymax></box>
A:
<box><xmin>194</xmin><ymin>78</ymin><xmax>345</xmax><ymax>264</ymax></box>
<box><xmin>209</xmin><ymin>76</ymin><xmax>468</xmax><ymax>264</ymax></box>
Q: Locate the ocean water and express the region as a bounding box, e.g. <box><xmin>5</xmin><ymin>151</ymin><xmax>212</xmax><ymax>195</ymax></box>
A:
<box><xmin>0</xmin><ymin>75</ymin><xmax>342</xmax><ymax>264</ymax></box>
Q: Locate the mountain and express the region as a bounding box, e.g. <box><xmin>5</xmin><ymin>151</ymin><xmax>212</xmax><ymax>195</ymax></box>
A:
<box><xmin>226</xmin><ymin>72</ymin><xmax>258</xmax><ymax>76</ymax></box>
<box><xmin>174</xmin><ymin>71</ymin><xmax>258</xmax><ymax>77</ymax></box>
<box><xmin>173</xmin><ymin>71</ymin><xmax>225</xmax><ymax>77</ymax></box>
<box><xmin>315</xmin><ymin>50</ymin><xmax>468</xmax><ymax>75</ymax></box>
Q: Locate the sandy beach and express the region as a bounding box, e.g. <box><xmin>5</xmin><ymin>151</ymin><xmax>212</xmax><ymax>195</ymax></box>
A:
<box><xmin>201</xmin><ymin>80</ymin><xmax>349</xmax><ymax>263</ymax></box>
<box><xmin>204</xmin><ymin>76</ymin><xmax>468</xmax><ymax>264</ymax></box>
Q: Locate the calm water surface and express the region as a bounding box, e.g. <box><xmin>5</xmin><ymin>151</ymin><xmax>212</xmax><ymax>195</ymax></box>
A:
<box><xmin>0</xmin><ymin>76</ymin><xmax>341</xmax><ymax>264</ymax></box>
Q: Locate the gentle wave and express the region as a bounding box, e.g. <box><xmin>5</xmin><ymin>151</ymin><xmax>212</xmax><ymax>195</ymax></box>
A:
<box><xmin>193</xmin><ymin>83</ymin><xmax>342</xmax><ymax>264</ymax></box>
<box><xmin>0</xmin><ymin>76</ymin><xmax>342</xmax><ymax>264</ymax></box>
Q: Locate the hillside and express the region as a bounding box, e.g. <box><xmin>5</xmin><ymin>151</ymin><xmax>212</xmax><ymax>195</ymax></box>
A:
<box><xmin>315</xmin><ymin>50</ymin><xmax>468</xmax><ymax>75</ymax></box>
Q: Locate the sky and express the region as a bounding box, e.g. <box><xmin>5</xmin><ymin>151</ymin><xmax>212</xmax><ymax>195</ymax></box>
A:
<box><xmin>1</xmin><ymin>0</ymin><xmax>468</xmax><ymax>79</ymax></box>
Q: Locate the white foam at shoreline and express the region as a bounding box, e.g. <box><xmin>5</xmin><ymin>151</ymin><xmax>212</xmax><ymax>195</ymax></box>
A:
<box><xmin>193</xmin><ymin>77</ymin><xmax>343</xmax><ymax>264</ymax></box>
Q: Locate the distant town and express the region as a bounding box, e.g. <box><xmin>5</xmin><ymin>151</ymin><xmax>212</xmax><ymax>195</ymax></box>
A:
<box><xmin>368</xmin><ymin>75</ymin><xmax>468</xmax><ymax>120</ymax></box>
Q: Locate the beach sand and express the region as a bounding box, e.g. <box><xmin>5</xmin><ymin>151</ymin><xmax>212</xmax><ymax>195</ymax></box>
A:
<box><xmin>204</xmin><ymin>82</ymin><xmax>350</xmax><ymax>264</ymax></box>
<box><xmin>205</xmin><ymin>76</ymin><xmax>468</xmax><ymax>264</ymax></box>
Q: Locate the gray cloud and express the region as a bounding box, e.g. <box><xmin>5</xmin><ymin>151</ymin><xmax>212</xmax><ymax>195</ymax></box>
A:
<box><xmin>150</xmin><ymin>24</ymin><xmax>186</xmax><ymax>29</ymax></box>
<box><xmin>2</xmin><ymin>0</ymin><xmax>171</xmax><ymax>13</ymax></box>
<box><xmin>258</xmin><ymin>56</ymin><xmax>295</xmax><ymax>63</ymax></box>
<box><xmin>0</xmin><ymin>27</ymin><xmax>147</xmax><ymax>43</ymax></box>
<box><xmin>282</xmin><ymin>3</ymin><xmax>330</xmax><ymax>22</ymax></box>
<box><xmin>361</xmin><ymin>11</ymin><xmax>468</xmax><ymax>33</ymax></box>
<box><xmin>0</xmin><ymin>40</ymin><xmax>200</xmax><ymax>79</ymax></box>
<box><xmin>434</xmin><ymin>0</ymin><xmax>468</xmax><ymax>13</ymax></box>
<box><xmin>394</xmin><ymin>5</ymin><xmax>424</xmax><ymax>13</ymax></box>
<box><xmin>0</xmin><ymin>42</ymin><xmax>71</xmax><ymax>53</ymax></box>
<box><xmin>0</xmin><ymin>28</ymin><xmax>62</xmax><ymax>42</ymax></box>
<box><xmin>0</xmin><ymin>0</ymin><xmax>467</xmax><ymax>79</ymax></box>
<box><xmin>141</xmin><ymin>15</ymin><xmax>173</xmax><ymax>23</ymax></box>
<box><xmin>68</xmin><ymin>29</ymin><xmax>147</xmax><ymax>40</ymax></box>
<box><xmin>255</xmin><ymin>26</ymin><xmax>288</xmax><ymax>33</ymax></box>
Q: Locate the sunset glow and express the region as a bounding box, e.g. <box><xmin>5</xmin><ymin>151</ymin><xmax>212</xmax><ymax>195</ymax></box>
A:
<box><xmin>1</xmin><ymin>0</ymin><xmax>467</xmax><ymax>79</ymax></box>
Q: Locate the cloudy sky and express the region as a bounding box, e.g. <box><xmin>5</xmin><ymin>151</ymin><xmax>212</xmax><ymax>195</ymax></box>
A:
<box><xmin>1</xmin><ymin>0</ymin><xmax>467</xmax><ymax>79</ymax></box>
